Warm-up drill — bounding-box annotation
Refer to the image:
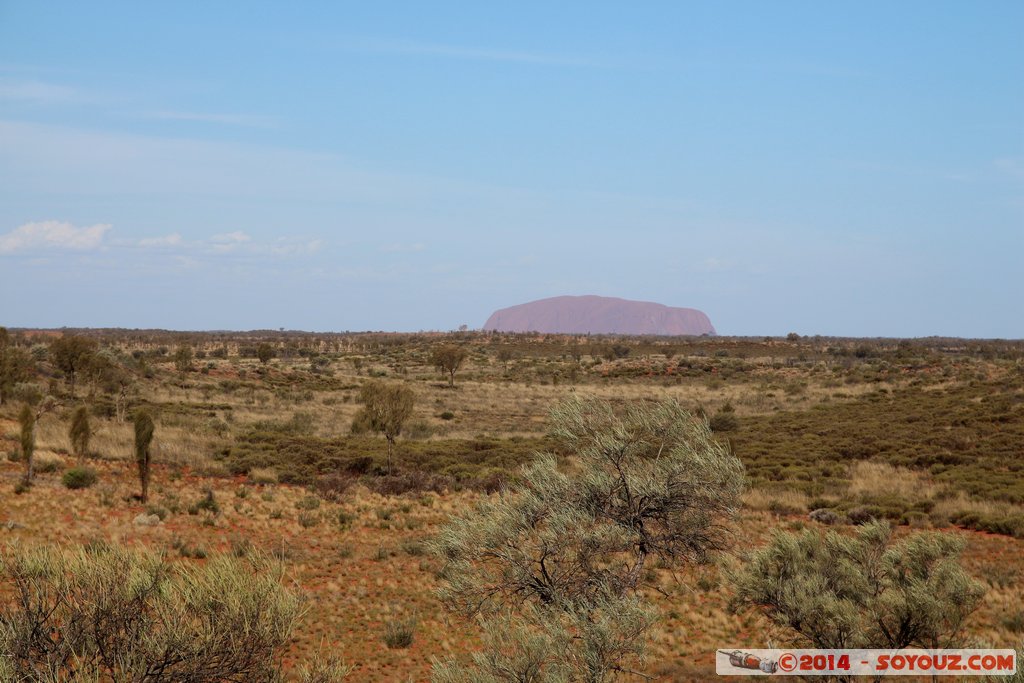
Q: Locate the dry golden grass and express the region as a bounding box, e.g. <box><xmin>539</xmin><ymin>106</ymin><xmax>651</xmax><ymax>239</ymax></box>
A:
<box><xmin>846</xmin><ymin>460</ymin><xmax>940</xmax><ymax>500</ymax></box>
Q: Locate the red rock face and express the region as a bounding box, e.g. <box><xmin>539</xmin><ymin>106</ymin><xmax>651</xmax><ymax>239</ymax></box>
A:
<box><xmin>483</xmin><ymin>295</ymin><xmax>715</xmax><ymax>336</ymax></box>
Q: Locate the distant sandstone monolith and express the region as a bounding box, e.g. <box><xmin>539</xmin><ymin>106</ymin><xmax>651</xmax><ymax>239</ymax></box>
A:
<box><xmin>482</xmin><ymin>295</ymin><xmax>715</xmax><ymax>336</ymax></box>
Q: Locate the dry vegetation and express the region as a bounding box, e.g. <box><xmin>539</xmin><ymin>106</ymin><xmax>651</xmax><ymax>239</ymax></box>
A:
<box><xmin>1</xmin><ymin>329</ymin><xmax>1023</xmax><ymax>680</ymax></box>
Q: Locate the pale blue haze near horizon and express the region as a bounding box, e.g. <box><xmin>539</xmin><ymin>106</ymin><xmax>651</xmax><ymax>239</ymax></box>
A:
<box><xmin>1</xmin><ymin>1</ymin><xmax>1021</xmax><ymax>337</ymax></box>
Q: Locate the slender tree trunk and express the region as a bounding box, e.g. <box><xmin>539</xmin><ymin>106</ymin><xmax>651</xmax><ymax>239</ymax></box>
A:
<box><xmin>386</xmin><ymin>436</ymin><xmax>394</xmax><ymax>475</ymax></box>
<box><xmin>140</xmin><ymin>462</ymin><xmax>149</xmax><ymax>503</ymax></box>
<box><xmin>448</xmin><ymin>370</ymin><xmax>454</xmax><ymax>386</ymax></box>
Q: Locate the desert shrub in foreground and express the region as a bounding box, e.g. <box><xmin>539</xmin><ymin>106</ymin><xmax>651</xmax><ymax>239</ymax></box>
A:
<box><xmin>730</xmin><ymin>521</ymin><xmax>985</xmax><ymax>655</ymax></box>
<box><xmin>0</xmin><ymin>542</ymin><xmax>347</xmax><ymax>682</ymax></box>
<box><xmin>431</xmin><ymin>396</ymin><xmax>745</xmax><ymax>681</ymax></box>
<box><xmin>62</xmin><ymin>466</ymin><xmax>98</xmax><ymax>489</ymax></box>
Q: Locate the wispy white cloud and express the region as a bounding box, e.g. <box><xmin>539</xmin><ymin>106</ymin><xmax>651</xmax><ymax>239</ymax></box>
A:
<box><xmin>137</xmin><ymin>233</ymin><xmax>183</xmax><ymax>248</ymax></box>
<box><xmin>261</xmin><ymin>238</ymin><xmax>323</xmax><ymax>256</ymax></box>
<box><xmin>0</xmin><ymin>220</ymin><xmax>111</xmax><ymax>254</ymax></box>
<box><xmin>210</xmin><ymin>231</ymin><xmax>251</xmax><ymax>244</ymax></box>
<box><xmin>2</xmin><ymin>220</ymin><xmax>323</xmax><ymax>266</ymax></box>
<box><xmin>208</xmin><ymin>231</ymin><xmax>251</xmax><ymax>252</ymax></box>
<box><xmin>0</xmin><ymin>79</ymin><xmax>77</xmax><ymax>103</ymax></box>
<box><xmin>130</xmin><ymin>230</ymin><xmax>321</xmax><ymax>260</ymax></box>
<box><xmin>142</xmin><ymin>110</ymin><xmax>278</xmax><ymax>128</ymax></box>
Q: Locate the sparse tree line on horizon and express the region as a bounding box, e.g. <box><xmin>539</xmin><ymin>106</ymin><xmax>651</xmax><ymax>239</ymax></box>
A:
<box><xmin>0</xmin><ymin>327</ymin><xmax>1013</xmax><ymax>681</ymax></box>
<box><xmin>0</xmin><ymin>328</ymin><xmax>478</xmax><ymax>494</ymax></box>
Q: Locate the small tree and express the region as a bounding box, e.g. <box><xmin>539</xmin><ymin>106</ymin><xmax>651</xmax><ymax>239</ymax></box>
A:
<box><xmin>730</xmin><ymin>521</ymin><xmax>985</xmax><ymax>660</ymax></box>
<box><xmin>496</xmin><ymin>348</ymin><xmax>513</xmax><ymax>370</ymax></box>
<box><xmin>257</xmin><ymin>342</ymin><xmax>276</xmax><ymax>365</ymax></box>
<box><xmin>173</xmin><ymin>344</ymin><xmax>194</xmax><ymax>374</ymax></box>
<box><xmin>0</xmin><ymin>327</ymin><xmax>34</xmax><ymax>405</ymax></box>
<box><xmin>69</xmin><ymin>405</ymin><xmax>92</xmax><ymax>461</ymax></box>
<box><xmin>431</xmin><ymin>345</ymin><xmax>467</xmax><ymax>387</ymax></box>
<box><xmin>352</xmin><ymin>382</ymin><xmax>415</xmax><ymax>474</ymax></box>
<box><xmin>431</xmin><ymin>396</ymin><xmax>745</xmax><ymax>681</ymax></box>
<box><xmin>49</xmin><ymin>335</ymin><xmax>98</xmax><ymax>398</ymax></box>
<box><xmin>18</xmin><ymin>403</ymin><xmax>35</xmax><ymax>485</ymax></box>
<box><xmin>134</xmin><ymin>409</ymin><xmax>155</xmax><ymax>503</ymax></box>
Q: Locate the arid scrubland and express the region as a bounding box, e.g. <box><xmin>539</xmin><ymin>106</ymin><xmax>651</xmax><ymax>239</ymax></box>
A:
<box><xmin>1</xmin><ymin>328</ymin><xmax>1023</xmax><ymax>680</ymax></box>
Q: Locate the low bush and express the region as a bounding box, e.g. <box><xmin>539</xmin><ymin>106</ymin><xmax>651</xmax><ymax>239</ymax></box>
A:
<box><xmin>297</xmin><ymin>511</ymin><xmax>320</xmax><ymax>528</ymax></box>
<box><xmin>62</xmin><ymin>466</ymin><xmax>98</xmax><ymax>490</ymax></box>
<box><xmin>366</xmin><ymin>471</ymin><xmax>451</xmax><ymax>496</ymax></box>
<box><xmin>188</xmin><ymin>489</ymin><xmax>219</xmax><ymax>515</ymax></box>
<box><xmin>34</xmin><ymin>452</ymin><xmax>65</xmax><ymax>474</ymax></box>
<box><xmin>295</xmin><ymin>495</ymin><xmax>322</xmax><ymax>510</ymax></box>
<box><xmin>315</xmin><ymin>473</ymin><xmax>353</xmax><ymax>500</ymax></box>
<box><xmin>950</xmin><ymin>510</ymin><xmax>1024</xmax><ymax>538</ymax></box>
<box><xmin>382</xmin><ymin>616</ymin><xmax>417</xmax><ymax>649</ymax></box>
<box><xmin>808</xmin><ymin>508</ymin><xmax>839</xmax><ymax>525</ymax></box>
<box><xmin>847</xmin><ymin>505</ymin><xmax>881</xmax><ymax>525</ymax></box>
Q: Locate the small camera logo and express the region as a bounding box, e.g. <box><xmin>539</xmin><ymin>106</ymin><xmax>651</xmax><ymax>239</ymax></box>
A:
<box><xmin>722</xmin><ymin>650</ymin><xmax>779</xmax><ymax>674</ymax></box>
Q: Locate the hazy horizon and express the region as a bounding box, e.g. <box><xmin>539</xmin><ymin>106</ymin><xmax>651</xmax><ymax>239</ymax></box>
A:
<box><xmin>1</xmin><ymin>2</ymin><xmax>1021</xmax><ymax>337</ymax></box>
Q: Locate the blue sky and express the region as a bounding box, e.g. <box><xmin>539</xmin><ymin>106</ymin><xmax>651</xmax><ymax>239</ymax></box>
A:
<box><xmin>1</xmin><ymin>1</ymin><xmax>1021</xmax><ymax>336</ymax></box>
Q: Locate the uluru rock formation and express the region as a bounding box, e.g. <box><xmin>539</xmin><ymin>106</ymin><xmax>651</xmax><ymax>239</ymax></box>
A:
<box><xmin>483</xmin><ymin>295</ymin><xmax>715</xmax><ymax>336</ymax></box>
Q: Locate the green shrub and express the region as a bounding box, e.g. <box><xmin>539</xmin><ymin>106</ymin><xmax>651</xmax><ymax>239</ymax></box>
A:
<box><xmin>431</xmin><ymin>396</ymin><xmax>743</xmax><ymax>681</ymax></box>
<box><xmin>731</xmin><ymin>521</ymin><xmax>985</xmax><ymax>650</ymax></box>
<box><xmin>336</xmin><ymin>510</ymin><xmax>356</xmax><ymax>529</ymax></box>
<box><xmin>709</xmin><ymin>411</ymin><xmax>739</xmax><ymax>432</ymax></box>
<box><xmin>62</xmin><ymin>466</ymin><xmax>98</xmax><ymax>489</ymax></box>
